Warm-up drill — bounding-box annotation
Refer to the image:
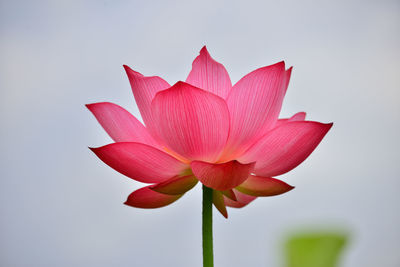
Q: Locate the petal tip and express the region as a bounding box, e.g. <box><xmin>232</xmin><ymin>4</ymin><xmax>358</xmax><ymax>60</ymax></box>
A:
<box><xmin>325</xmin><ymin>122</ymin><xmax>334</xmax><ymax>130</ymax></box>
<box><xmin>174</xmin><ymin>80</ymin><xmax>186</xmax><ymax>86</ymax></box>
<box><xmin>85</xmin><ymin>102</ymin><xmax>101</xmax><ymax>111</ymax></box>
<box><xmin>122</xmin><ymin>64</ymin><xmax>131</xmax><ymax>72</ymax></box>
<box><xmin>88</xmin><ymin>146</ymin><xmax>98</xmax><ymax>153</ymax></box>
<box><xmin>123</xmin><ymin>65</ymin><xmax>143</xmax><ymax>76</ymax></box>
<box><xmin>200</xmin><ymin>45</ymin><xmax>208</xmax><ymax>54</ymax></box>
<box><xmin>277</xmin><ymin>61</ymin><xmax>286</xmax><ymax>68</ymax></box>
<box><xmin>85</xmin><ymin>103</ymin><xmax>93</xmax><ymax>111</ymax></box>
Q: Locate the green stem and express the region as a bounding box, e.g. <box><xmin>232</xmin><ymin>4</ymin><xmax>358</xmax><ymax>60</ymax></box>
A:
<box><xmin>202</xmin><ymin>185</ymin><xmax>214</xmax><ymax>267</ymax></box>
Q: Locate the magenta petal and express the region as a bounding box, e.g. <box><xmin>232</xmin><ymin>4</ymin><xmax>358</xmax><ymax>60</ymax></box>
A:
<box><xmin>239</xmin><ymin>121</ymin><xmax>333</xmax><ymax>177</ymax></box>
<box><xmin>151</xmin><ymin>81</ymin><xmax>230</xmax><ymax>162</ymax></box>
<box><xmin>236</xmin><ymin>176</ymin><xmax>294</xmax><ymax>196</ymax></box>
<box><xmin>284</xmin><ymin>67</ymin><xmax>293</xmax><ymax>94</ymax></box>
<box><xmin>150</xmin><ymin>175</ymin><xmax>198</xmax><ymax>195</ymax></box>
<box><xmin>222</xmin><ymin>62</ymin><xmax>287</xmax><ymax>160</ymax></box>
<box><xmin>86</xmin><ymin>102</ymin><xmax>158</xmax><ymax>147</ymax></box>
<box><xmin>191</xmin><ymin>160</ymin><xmax>255</xmax><ymax>191</ymax></box>
<box><xmin>90</xmin><ymin>142</ymin><xmax>187</xmax><ymax>183</ymax></box>
<box><xmin>124</xmin><ymin>186</ymin><xmax>182</xmax><ymax>209</ymax></box>
<box><xmin>213</xmin><ymin>190</ymin><xmax>228</xmax><ymax>218</ymax></box>
<box><xmin>275</xmin><ymin>112</ymin><xmax>306</xmax><ymax>128</ymax></box>
<box><xmin>288</xmin><ymin>111</ymin><xmax>306</xmax><ymax>121</ymax></box>
<box><xmin>186</xmin><ymin>46</ymin><xmax>232</xmax><ymax>99</ymax></box>
<box><xmin>224</xmin><ymin>189</ymin><xmax>257</xmax><ymax>208</ymax></box>
<box><xmin>123</xmin><ymin>65</ymin><xmax>170</xmax><ymax>135</ymax></box>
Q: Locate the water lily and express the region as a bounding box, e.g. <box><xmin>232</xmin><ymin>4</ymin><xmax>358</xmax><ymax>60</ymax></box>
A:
<box><xmin>87</xmin><ymin>46</ymin><xmax>332</xmax><ymax>266</ymax></box>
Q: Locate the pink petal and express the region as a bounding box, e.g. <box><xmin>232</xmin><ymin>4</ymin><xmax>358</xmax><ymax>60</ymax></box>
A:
<box><xmin>186</xmin><ymin>46</ymin><xmax>232</xmax><ymax>99</ymax></box>
<box><xmin>224</xmin><ymin>189</ymin><xmax>257</xmax><ymax>208</ymax></box>
<box><xmin>239</xmin><ymin>121</ymin><xmax>333</xmax><ymax>177</ymax></box>
<box><xmin>288</xmin><ymin>111</ymin><xmax>306</xmax><ymax>121</ymax></box>
<box><xmin>284</xmin><ymin>67</ymin><xmax>293</xmax><ymax>94</ymax></box>
<box><xmin>123</xmin><ymin>65</ymin><xmax>170</xmax><ymax>135</ymax></box>
<box><xmin>124</xmin><ymin>186</ymin><xmax>182</xmax><ymax>209</ymax></box>
<box><xmin>221</xmin><ymin>189</ymin><xmax>237</xmax><ymax>201</ymax></box>
<box><xmin>221</xmin><ymin>62</ymin><xmax>287</xmax><ymax>160</ymax></box>
<box><xmin>191</xmin><ymin>160</ymin><xmax>255</xmax><ymax>191</ymax></box>
<box><xmin>150</xmin><ymin>175</ymin><xmax>198</xmax><ymax>195</ymax></box>
<box><xmin>275</xmin><ymin>112</ymin><xmax>306</xmax><ymax>128</ymax></box>
<box><xmin>151</xmin><ymin>81</ymin><xmax>230</xmax><ymax>162</ymax></box>
<box><xmin>86</xmin><ymin>102</ymin><xmax>158</xmax><ymax>147</ymax></box>
<box><xmin>90</xmin><ymin>142</ymin><xmax>188</xmax><ymax>183</ymax></box>
<box><xmin>236</xmin><ymin>176</ymin><xmax>294</xmax><ymax>196</ymax></box>
<box><xmin>213</xmin><ymin>190</ymin><xmax>228</xmax><ymax>218</ymax></box>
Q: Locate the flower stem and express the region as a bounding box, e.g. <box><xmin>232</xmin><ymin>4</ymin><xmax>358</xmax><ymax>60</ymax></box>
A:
<box><xmin>202</xmin><ymin>185</ymin><xmax>214</xmax><ymax>267</ymax></box>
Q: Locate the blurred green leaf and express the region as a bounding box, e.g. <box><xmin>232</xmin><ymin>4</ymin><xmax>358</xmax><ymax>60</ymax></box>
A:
<box><xmin>285</xmin><ymin>231</ymin><xmax>348</xmax><ymax>267</ymax></box>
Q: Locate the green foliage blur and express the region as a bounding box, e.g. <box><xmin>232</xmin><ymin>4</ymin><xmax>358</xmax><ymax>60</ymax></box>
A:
<box><xmin>285</xmin><ymin>231</ymin><xmax>348</xmax><ymax>267</ymax></box>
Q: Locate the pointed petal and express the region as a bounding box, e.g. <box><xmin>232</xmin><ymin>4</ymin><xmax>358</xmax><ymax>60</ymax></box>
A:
<box><xmin>275</xmin><ymin>112</ymin><xmax>306</xmax><ymax>128</ymax></box>
<box><xmin>236</xmin><ymin>176</ymin><xmax>294</xmax><ymax>196</ymax></box>
<box><xmin>222</xmin><ymin>62</ymin><xmax>287</xmax><ymax>160</ymax></box>
<box><xmin>224</xmin><ymin>189</ymin><xmax>257</xmax><ymax>208</ymax></box>
<box><xmin>186</xmin><ymin>46</ymin><xmax>232</xmax><ymax>99</ymax></box>
<box><xmin>191</xmin><ymin>160</ymin><xmax>255</xmax><ymax>191</ymax></box>
<box><xmin>213</xmin><ymin>190</ymin><xmax>228</xmax><ymax>218</ymax></box>
<box><xmin>284</xmin><ymin>67</ymin><xmax>293</xmax><ymax>94</ymax></box>
<box><xmin>288</xmin><ymin>111</ymin><xmax>306</xmax><ymax>121</ymax></box>
<box><xmin>86</xmin><ymin>102</ymin><xmax>159</xmax><ymax>147</ymax></box>
<box><xmin>239</xmin><ymin>121</ymin><xmax>333</xmax><ymax>177</ymax></box>
<box><xmin>124</xmin><ymin>186</ymin><xmax>182</xmax><ymax>209</ymax></box>
<box><xmin>151</xmin><ymin>81</ymin><xmax>230</xmax><ymax>162</ymax></box>
<box><xmin>123</xmin><ymin>65</ymin><xmax>170</xmax><ymax>134</ymax></box>
<box><xmin>150</xmin><ymin>175</ymin><xmax>198</xmax><ymax>195</ymax></box>
<box><xmin>90</xmin><ymin>142</ymin><xmax>187</xmax><ymax>183</ymax></box>
<box><xmin>221</xmin><ymin>189</ymin><xmax>237</xmax><ymax>201</ymax></box>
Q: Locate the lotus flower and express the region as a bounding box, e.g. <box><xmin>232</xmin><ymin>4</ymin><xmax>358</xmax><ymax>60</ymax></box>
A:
<box><xmin>87</xmin><ymin>46</ymin><xmax>332</xmax><ymax>218</ymax></box>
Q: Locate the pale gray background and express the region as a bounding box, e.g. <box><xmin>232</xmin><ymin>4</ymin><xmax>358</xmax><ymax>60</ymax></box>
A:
<box><xmin>1</xmin><ymin>0</ymin><xmax>399</xmax><ymax>266</ymax></box>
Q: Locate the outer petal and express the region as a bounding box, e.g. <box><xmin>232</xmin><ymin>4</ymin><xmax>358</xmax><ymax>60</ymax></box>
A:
<box><xmin>86</xmin><ymin>102</ymin><xmax>158</xmax><ymax>147</ymax></box>
<box><xmin>151</xmin><ymin>82</ymin><xmax>230</xmax><ymax>162</ymax></box>
<box><xmin>213</xmin><ymin>190</ymin><xmax>228</xmax><ymax>218</ymax></box>
<box><xmin>284</xmin><ymin>67</ymin><xmax>293</xmax><ymax>94</ymax></box>
<box><xmin>275</xmin><ymin>112</ymin><xmax>306</xmax><ymax>128</ymax></box>
<box><xmin>90</xmin><ymin>142</ymin><xmax>187</xmax><ymax>183</ymax></box>
<box><xmin>150</xmin><ymin>175</ymin><xmax>198</xmax><ymax>195</ymax></box>
<box><xmin>224</xmin><ymin>189</ymin><xmax>257</xmax><ymax>208</ymax></box>
<box><xmin>123</xmin><ymin>65</ymin><xmax>170</xmax><ymax>134</ymax></box>
<box><xmin>125</xmin><ymin>186</ymin><xmax>182</xmax><ymax>209</ymax></box>
<box><xmin>191</xmin><ymin>160</ymin><xmax>255</xmax><ymax>191</ymax></box>
<box><xmin>222</xmin><ymin>62</ymin><xmax>287</xmax><ymax>160</ymax></box>
<box><xmin>236</xmin><ymin>176</ymin><xmax>294</xmax><ymax>197</ymax></box>
<box><xmin>186</xmin><ymin>46</ymin><xmax>232</xmax><ymax>99</ymax></box>
<box><xmin>239</xmin><ymin>121</ymin><xmax>333</xmax><ymax>177</ymax></box>
<box><xmin>221</xmin><ymin>189</ymin><xmax>237</xmax><ymax>201</ymax></box>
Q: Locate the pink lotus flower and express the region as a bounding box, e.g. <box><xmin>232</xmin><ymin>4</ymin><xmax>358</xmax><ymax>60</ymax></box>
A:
<box><xmin>87</xmin><ymin>46</ymin><xmax>332</xmax><ymax>218</ymax></box>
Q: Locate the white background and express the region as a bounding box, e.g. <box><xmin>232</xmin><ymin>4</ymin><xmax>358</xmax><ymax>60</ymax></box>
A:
<box><xmin>1</xmin><ymin>0</ymin><xmax>399</xmax><ymax>266</ymax></box>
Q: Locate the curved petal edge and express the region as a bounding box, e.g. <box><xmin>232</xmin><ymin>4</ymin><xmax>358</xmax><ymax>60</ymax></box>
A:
<box><xmin>236</xmin><ymin>176</ymin><xmax>294</xmax><ymax>197</ymax></box>
<box><xmin>191</xmin><ymin>160</ymin><xmax>255</xmax><ymax>191</ymax></box>
<box><xmin>150</xmin><ymin>175</ymin><xmax>198</xmax><ymax>195</ymax></box>
<box><xmin>86</xmin><ymin>102</ymin><xmax>158</xmax><ymax>147</ymax></box>
<box><xmin>239</xmin><ymin>121</ymin><xmax>333</xmax><ymax>177</ymax></box>
<box><xmin>186</xmin><ymin>46</ymin><xmax>232</xmax><ymax>99</ymax></box>
<box><xmin>124</xmin><ymin>186</ymin><xmax>182</xmax><ymax>209</ymax></box>
<box><xmin>90</xmin><ymin>142</ymin><xmax>188</xmax><ymax>183</ymax></box>
<box><xmin>224</xmin><ymin>189</ymin><xmax>257</xmax><ymax>208</ymax></box>
<box><xmin>213</xmin><ymin>190</ymin><xmax>228</xmax><ymax>218</ymax></box>
<box><xmin>151</xmin><ymin>81</ymin><xmax>230</xmax><ymax>162</ymax></box>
